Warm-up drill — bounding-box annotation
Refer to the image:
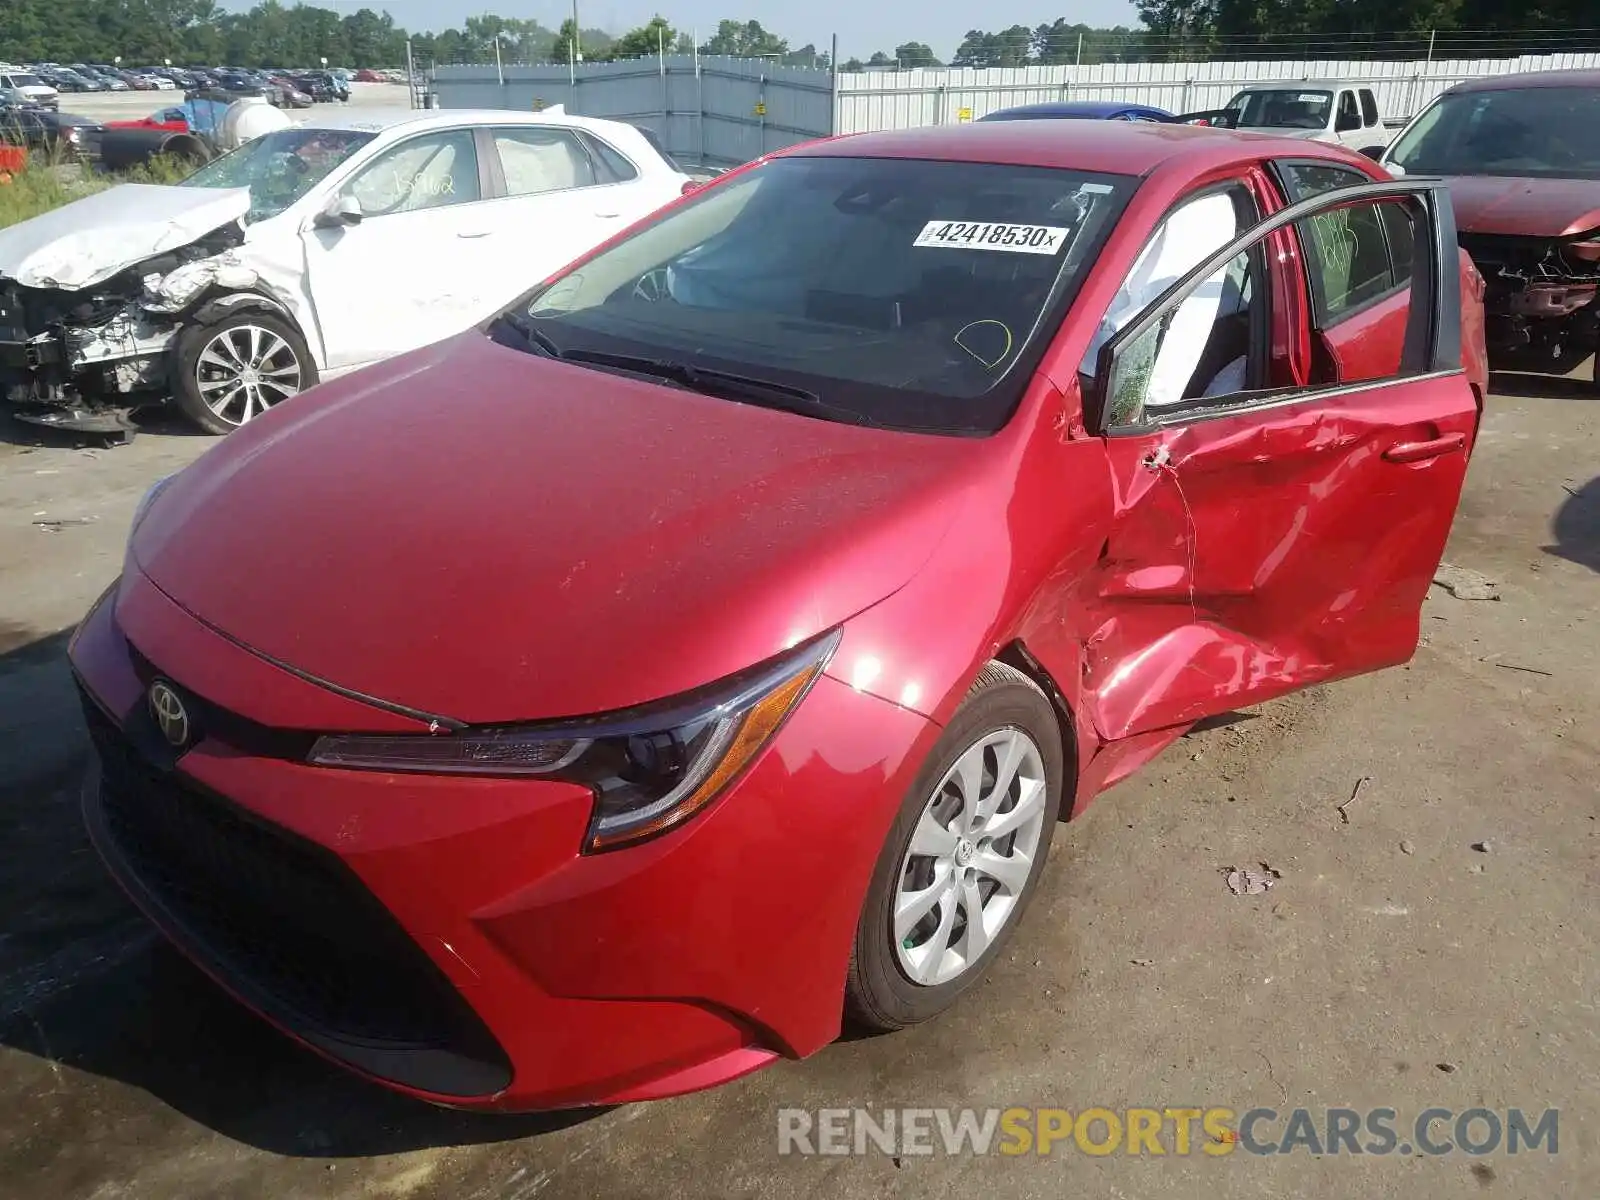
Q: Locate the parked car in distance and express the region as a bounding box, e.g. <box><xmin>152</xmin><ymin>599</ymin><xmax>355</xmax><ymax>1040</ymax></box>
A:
<box><xmin>979</xmin><ymin>99</ymin><xmax>1174</xmax><ymax>122</ymax></box>
<box><xmin>1380</xmin><ymin>68</ymin><xmax>1600</xmax><ymax>385</ymax></box>
<box><xmin>66</xmin><ymin>121</ymin><xmax>1486</xmax><ymax>1113</ymax></box>
<box><xmin>39</xmin><ymin>66</ymin><xmax>104</xmax><ymax>93</ymax></box>
<box><xmin>267</xmin><ymin>75</ymin><xmax>314</xmax><ymax>107</ymax></box>
<box><xmin>293</xmin><ymin>71</ymin><xmax>347</xmax><ymax>102</ymax></box>
<box><xmin>76</xmin><ymin>64</ymin><xmax>129</xmax><ymax>90</ymax></box>
<box><xmin>212</xmin><ymin>70</ymin><xmax>280</xmax><ymax>105</ymax></box>
<box><xmin>0</xmin><ymin>107</ymin><xmax>103</xmax><ymax>163</ymax></box>
<box><xmin>0</xmin><ymin>70</ymin><xmax>59</xmax><ymax>108</ymax></box>
<box><xmin>0</xmin><ymin>108</ymin><xmax>694</xmax><ymax>435</ymax></box>
<box><xmin>1181</xmin><ymin>80</ymin><xmax>1391</xmax><ymax>152</ymax></box>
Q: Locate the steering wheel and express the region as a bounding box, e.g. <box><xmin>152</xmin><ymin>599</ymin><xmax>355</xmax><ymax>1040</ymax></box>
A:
<box><xmin>952</xmin><ymin>320</ymin><xmax>1015</xmax><ymax>371</ymax></box>
<box><xmin>632</xmin><ymin>267</ymin><xmax>671</xmax><ymax>303</ymax></box>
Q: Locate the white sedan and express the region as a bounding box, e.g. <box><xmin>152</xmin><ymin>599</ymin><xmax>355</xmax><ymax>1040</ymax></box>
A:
<box><xmin>0</xmin><ymin>109</ymin><xmax>693</xmax><ymax>434</ymax></box>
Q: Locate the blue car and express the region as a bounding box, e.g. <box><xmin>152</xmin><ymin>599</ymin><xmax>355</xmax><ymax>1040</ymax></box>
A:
<box><xmin>978</xmin><ymin>100</ymin><xmax>1173</xmax><ymax>123</ymax></box>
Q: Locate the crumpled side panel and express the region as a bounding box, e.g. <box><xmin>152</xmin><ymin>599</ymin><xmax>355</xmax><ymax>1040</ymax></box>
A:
<box><xmin>1082</xmin><ymin>375</ymin><xmax>1477</xmax><ymax>743</ymax></box>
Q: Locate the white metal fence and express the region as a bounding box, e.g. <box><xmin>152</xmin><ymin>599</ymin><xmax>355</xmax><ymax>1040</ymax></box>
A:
<box><xmin>835</xmin><ymin>52</ymin><xmax>1600</xmax><ymax>133</ymax></box>
<box><xmin>431</xmin><ymin>52</ymin><xmax>1600</xmax><ymax>167</ymax></box>
<box><xmin>431</xmin><ymin>57</ymin><xmax>833</xmax><ymax>168</ymax></box>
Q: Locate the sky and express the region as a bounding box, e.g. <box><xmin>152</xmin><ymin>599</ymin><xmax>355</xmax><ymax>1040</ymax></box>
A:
<box><xmin>313</xmin><ymin>1</ymin><xmax>1145</xmax><ymax>61</ymax></box>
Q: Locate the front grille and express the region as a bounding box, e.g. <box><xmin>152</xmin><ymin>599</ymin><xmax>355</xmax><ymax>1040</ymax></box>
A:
<box><xmin>79</xmin><ymin>689</ymin><xmax>513</xmax><ymax>1098</ymax></box>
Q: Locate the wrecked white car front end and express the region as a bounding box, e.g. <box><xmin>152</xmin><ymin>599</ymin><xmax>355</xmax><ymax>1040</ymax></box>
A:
<box><xmin>0</xmin><ymin>182</ymin><xmax>305</xmax><ymax>435</ymax></box>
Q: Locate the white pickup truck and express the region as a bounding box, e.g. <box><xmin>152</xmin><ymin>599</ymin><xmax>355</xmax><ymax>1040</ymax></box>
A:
<box><xmin>1178</xmin><ymin>80</ymin><xmax>1396</xmax><ymax>153</ymax></box>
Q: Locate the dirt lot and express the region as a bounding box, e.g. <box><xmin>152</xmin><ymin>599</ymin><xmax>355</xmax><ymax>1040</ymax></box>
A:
<box><xmin>0</xmin><ymin>369</ymin><xmax>1595</xmax><ymax>1200</ymax></box>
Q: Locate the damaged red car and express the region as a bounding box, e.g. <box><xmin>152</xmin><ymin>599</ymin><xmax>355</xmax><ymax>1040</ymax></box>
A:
<box><xmin>1381</xmin><ymin>69</ymin><xmax>1600</xmax><ymax>384</ymax></box>
<box><xmin>70</xmin><ymin>122</ymin><xmax>1486</xmax><ymax>1112</ymax></box>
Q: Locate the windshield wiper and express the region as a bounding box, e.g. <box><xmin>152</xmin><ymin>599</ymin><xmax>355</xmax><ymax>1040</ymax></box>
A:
<box><xmin>490</xmin><ymin>310</ymin><xmax>565</xmax><ymax>358</ymax></box>
<box><xmin>559</xmin><ymin>349</ymin><xmax>882</xmax><ymax>427</ymax></box>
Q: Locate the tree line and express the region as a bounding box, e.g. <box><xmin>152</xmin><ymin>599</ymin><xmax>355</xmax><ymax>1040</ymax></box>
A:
<box><xmin>0</xmin><ymin>3</ymin><xmax>829</xmax><ymax>69</ymax></box>
<box><xmin>1134</xmin><ymin>0</ymin><xmax>1595</xmax><ymax>60</ymax></box>
<box><xmin>2</xmin><ymin>2</ymin><xmax>1591</xmax><ymax>71</ymax></box>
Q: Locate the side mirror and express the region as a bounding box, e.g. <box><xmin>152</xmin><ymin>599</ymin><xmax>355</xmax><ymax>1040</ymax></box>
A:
<box><xmin>1336</xmin><ymin>112</ymin><xmax>1362</xmax><ymax>133</ymax></box>
<box><xmin>314</xmin><ymin>194</ymin><xmax>363</xmax><ymax>229</ymax></box>
<box><xmin>1358</xmin><ymin>145</ymin><xmax>1386</xmax><ymax>161</ymax></box>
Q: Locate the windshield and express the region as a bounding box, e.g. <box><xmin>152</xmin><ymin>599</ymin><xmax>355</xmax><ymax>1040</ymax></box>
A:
<box><xmin>1228</xmin><ymin>89</ymin><xmax>1332</xmax><ymax>130</ymax></box>
<box><xmin>180</xmin><ymin>127</ymin><xmax>376</xmax><ymax>221</ymax></box>
<box><xmin>11</xmin><ymin>75</ymin><xmax>45</xmax><ymax>89</ymax></box>
<box><xmin>1386</xmin><ymin>86</ymin><xmax>1600</xmax><ymax>180</ymax></box>
<box><xmin>505</xmin><ymin>156</ymin><xmax>1133</xmax><ymax>434</ymax></box>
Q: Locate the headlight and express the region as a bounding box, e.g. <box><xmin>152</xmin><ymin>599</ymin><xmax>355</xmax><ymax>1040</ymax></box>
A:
<box><xmin>309</xmin><ymin>629</ymin><xmax>841</xmax><ymax>852</ymax></box>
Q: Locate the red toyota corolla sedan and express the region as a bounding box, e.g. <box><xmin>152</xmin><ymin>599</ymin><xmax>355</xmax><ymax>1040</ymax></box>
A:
<box><xmin>69</xmin><ymin>121</ymin><xmax>1486</xmax><ymax>1111</ymax></box>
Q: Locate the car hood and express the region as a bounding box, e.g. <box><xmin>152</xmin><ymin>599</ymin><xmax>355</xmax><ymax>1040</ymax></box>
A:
<box><xmin>131</xmin><ymin>333</ymin><xmax>978</xmax><ymax>725</ymax></box>
<box><xmin>0</xmin><ymin>183</ymin><xmax>250</xmax><ymax>290</ymax></box>
<box><xmin>1236</xmin><ymin>126</ymin><xmax>1324</xmax><ymax>140</ymax></box>
<box><xmin>1438</xmin><ymin>175</ymin><xmax>1600</xmax><ymax>239</ymax></box>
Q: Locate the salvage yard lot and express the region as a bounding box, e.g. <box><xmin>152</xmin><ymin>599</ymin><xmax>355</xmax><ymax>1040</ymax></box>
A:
<box><xmin>0</xmin><ymin>369</ymin><xmax>1595</xmax><ymax>1198</ymax></box>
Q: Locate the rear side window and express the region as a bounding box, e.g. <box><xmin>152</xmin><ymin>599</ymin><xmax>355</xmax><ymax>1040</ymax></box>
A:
<box><xmin>1360</xmin><ymin>89</ymin><xmax>1379</xmax><ymax>126</ymax></box>
<box><xmin>633</xmin><ymin>125</ymin><xmax>683</xmax><ymax>172</ymax></box>
<box><xmin>1275</xmin><ymin>161</ymin><xmax>1412</xmax><ymax>322</ymax></box>
<box><xmin>579</xmin><ymin>132</ymin><xmax>640</xmax><ymax>183</ymax></box>
<box><xmin>493</xmin><ymin>127</ymin><xmax>598</xmax><ymax>196</ymax></box>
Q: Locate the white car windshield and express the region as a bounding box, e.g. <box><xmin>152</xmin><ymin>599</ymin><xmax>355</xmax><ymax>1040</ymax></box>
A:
<box><xmin>181</xmin><ymin>128</ymin><xmax>376</xmax><ymax>221</ymax></box>
<box><xmin>11</xmin><ymin>74</ymin><xmax>45</xmax><ymax>88</ymax></box>
<box><xmin>1386</xmin><ymin>86</ymin><xmax>1600</xmax><ymax>180</ymax></box>
<box><xmin>501</xmin><ymin>155</ymin><xmax>1135</xmax><ymax>435</ymax></box>
<box><xmin>1229</xmin><ymin>90</ymin><xmax>1332</xmax><ymax>130</ymax></box>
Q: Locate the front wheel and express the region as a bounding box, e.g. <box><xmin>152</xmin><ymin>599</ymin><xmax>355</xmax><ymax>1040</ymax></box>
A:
<box><xmin>846</xmin><ymin>662</ymin><xmax>1064</xmax><ymax>1031</ymax></box>
<box><xmin>172</xmin><ymin>310</ymin><xmax>317</xmax><ymax>435</ymax></box>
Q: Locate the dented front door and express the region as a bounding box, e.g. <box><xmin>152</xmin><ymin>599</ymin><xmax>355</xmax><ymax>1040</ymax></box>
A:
<box><xmin>1081</xmin><ymin>181</ymin><xmax>1479</xmax><ymax>742</ymax></box>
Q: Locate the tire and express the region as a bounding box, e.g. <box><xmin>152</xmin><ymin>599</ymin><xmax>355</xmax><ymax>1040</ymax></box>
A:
<box><xmin>172</xmin><ymin>309</ymin><xmax>317</xmax><ymax>436</ymax></box>
<box><xmin>846</xmin><ymin>661</ymin><xmax>1065</xmax><ymax>1032</ymax></box>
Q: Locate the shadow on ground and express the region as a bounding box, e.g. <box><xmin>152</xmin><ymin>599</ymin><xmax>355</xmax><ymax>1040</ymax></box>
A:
<box><xmin>1488</xmin><ymin>370</ymin><xmax>1597</xmax><ymax>400</ymax></box>
<box><xmin>0</xmin><ymin>406</ymin><xmax>204</xmax><ymax>449</ymax></box>
<box><xmin>0</xmin><ymin>628</ymin><xmax>603</xmax><ymax>1159</ymax></box>
<box><xmin>1548</xmin><ymin>475</ymin><xmax>1600</xmax><ymax>573</ymax></box>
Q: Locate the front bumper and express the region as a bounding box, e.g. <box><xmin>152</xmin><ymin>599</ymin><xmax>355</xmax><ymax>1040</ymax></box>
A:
<box><xmin>2</xmin><ymin>288</ymin><xmax>176</xmax><ymax>430</ymax></box>
<box><xmin>69</xmin><ymin>568</ymin><xmax>935</xmax><ymax>1110</ymax></box>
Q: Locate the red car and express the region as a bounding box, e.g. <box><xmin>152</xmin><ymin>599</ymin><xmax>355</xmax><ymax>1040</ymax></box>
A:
<box><xmin>1380</xmin><ymin>69</ymin><xmax>1600</xmax><ymax>385</ymax></box>
<box><xmin>69</xmin><ymin>122</ymin><xmax>1486</xmax><ymax>1111</ymax></box>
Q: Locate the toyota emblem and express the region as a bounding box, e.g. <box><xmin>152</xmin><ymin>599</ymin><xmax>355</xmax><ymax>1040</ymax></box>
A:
<box><xmin>147</xmin><ymin>680</ymin><xmax>190</xmax><ymax>748</ymax></box>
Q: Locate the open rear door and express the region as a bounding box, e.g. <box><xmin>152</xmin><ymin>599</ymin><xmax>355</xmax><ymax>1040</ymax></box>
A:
<box><xmin>1080</xmin><ymin>179</ymin><xmax>1478</xmax><ymax>740</ymax></box>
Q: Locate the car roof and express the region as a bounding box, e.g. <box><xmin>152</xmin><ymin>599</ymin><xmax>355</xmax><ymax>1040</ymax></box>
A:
<box><xmin>293</xmin><ymin>107</ymin><xmax>638</xmax><ymax>139</ymax></box>
<box><xmin>1233</xmin><ymin>79</ymin><xmax>1367</xmax><ymax>92</ymax></box>
<box><xmin>983</xmin><ymin>100</ymin><xmax>1169</xmax><ymax>119</ymax></box>
<box><xmin>1445</xmin><ymin>68</ymin><xmax>1600</xmax><ymax>94</ymax></box>
<box><xmin>790</xmin><ymin>120</ymin><xmax>1365</xmax><ymax>179</ymax></box>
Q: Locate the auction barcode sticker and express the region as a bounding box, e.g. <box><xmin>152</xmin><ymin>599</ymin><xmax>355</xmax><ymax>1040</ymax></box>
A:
<box><xmin>913</xmin><ymin>220</ymin><xmax>1070</xmax><ymax>255</ymax></box>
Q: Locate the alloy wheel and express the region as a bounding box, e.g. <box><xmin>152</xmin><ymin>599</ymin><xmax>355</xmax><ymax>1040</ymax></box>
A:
<box><xmin>893</xmin><ymin>727</ymin><xmax>1048</xmax><ymax>986</ymax></box>
<box><xmin>194</xmin><ymin>323</ymin><xmax>303</xmax><ymax>426</ymax></box>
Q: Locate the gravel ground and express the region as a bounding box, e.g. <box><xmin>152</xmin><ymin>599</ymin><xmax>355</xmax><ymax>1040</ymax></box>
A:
<box><xmin>0</xmin><ymin>364</ymin><xmax>1594</xmax><ymax>1199</ymax></box>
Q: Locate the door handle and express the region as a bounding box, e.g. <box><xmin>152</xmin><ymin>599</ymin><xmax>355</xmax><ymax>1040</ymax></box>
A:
<box><xmin>457</xmin><ymin>230</ymin><xmax>492</xmax><ymax>239</ymax></box>
<box><xmin>594</xmin><ymin>210</ymin><xmax>622</xmax><ymax>219</ymax></box>
<box><xmin>1383</xmin><ymin>432</ymin><xmax>1466</xmax><ymax>463</ymax></box>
